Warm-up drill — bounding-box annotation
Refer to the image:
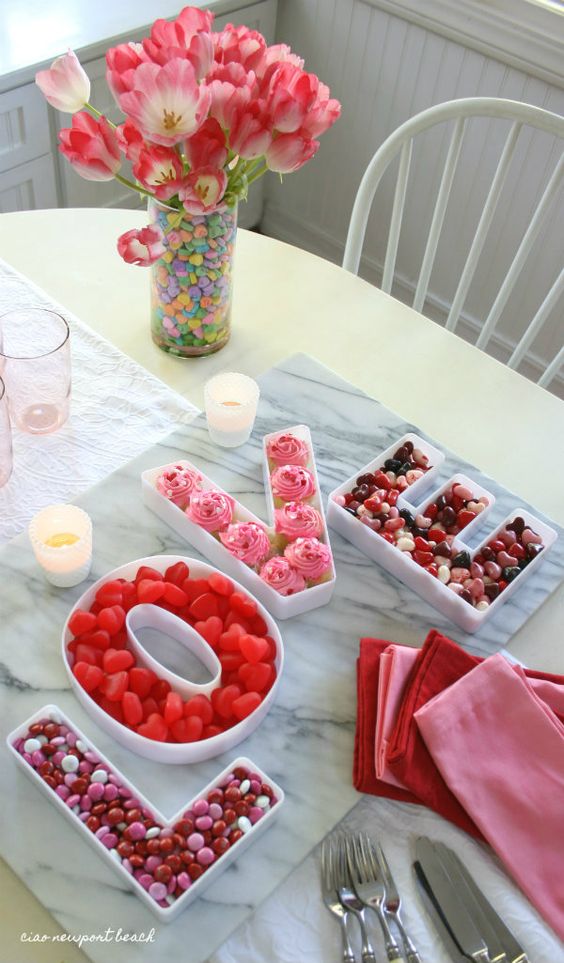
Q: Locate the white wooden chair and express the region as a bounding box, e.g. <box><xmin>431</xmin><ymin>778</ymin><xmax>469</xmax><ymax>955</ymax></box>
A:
<box><xmin>343</xmin><ymin>98</ymin><xmax>564</xmax><ymax>389</ymax></box>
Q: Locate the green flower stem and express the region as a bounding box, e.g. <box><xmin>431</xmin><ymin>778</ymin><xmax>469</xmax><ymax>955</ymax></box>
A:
<box><xmin>114</xmin><ymin>173</ymin><xmax>156</xmax><ymax>199</ymax></box>
<box><xmin>85</xmin><ymin>103</ymin><xmax>116</xmax><ymax>129</ymax></box>
<box><xmin>246</xmin><ymin>164</ymin><xmax>268</xmax><ymax>187</ymax></box>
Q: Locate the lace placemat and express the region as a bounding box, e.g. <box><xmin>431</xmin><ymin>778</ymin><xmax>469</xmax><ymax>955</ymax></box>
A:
<box><xmin>0</xmin><ymin>260</ymin><xmax>199</xmax><ymax>544</ymax></box>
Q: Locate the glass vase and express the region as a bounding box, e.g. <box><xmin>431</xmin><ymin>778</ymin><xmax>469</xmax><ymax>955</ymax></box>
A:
<box><xmin>149</xmin><ymin>198</ymin><xmax>237</xmax><ymax>358</ymax></box>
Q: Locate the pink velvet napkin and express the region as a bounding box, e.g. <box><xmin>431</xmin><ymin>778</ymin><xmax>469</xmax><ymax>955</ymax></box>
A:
<box><xmin>415</xmin><ymin>653</ymin><xmax>564</xmax><ymax>941</ymax></box>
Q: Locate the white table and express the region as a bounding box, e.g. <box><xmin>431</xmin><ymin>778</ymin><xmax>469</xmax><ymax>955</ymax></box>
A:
<box><xmin>0</xmin><ymin>208</ymin><xmax>563</xmax><ymax>963</ymax></box>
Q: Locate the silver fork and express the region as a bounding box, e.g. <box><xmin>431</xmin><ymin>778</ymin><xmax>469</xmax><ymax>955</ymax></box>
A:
<box><xmin>348</xmin><ymin>833</ymin><xmax>403</xmax><ymax>963</ymax></box>
<box><xmin>337</xmin><ymin>835</ymin><xmax>378</xmax><ymax>963</ymax></box>
<box><xmin>374</xmin><ymin>841</ymin><xmax>421</xmax><ymax>963</ymax></box>
<box><xmin>321</xmin><ymin>835</ymin><xmax>358</xmax><ymax>963</ymax></box>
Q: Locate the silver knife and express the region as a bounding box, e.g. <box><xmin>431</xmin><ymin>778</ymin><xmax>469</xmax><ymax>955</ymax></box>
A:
<box><xmin>415</xmin><ymin>837</ymin><xmax>490</xmax><ymax>962</ymax></box>
<box><xmin>433</xmin><ymin>843</ymin><xmax>528</xmax><ymax>963</ymax></box>
<box><xmin>413</xmin><ymin>861</ymin><xmax>469</xmax><ymax>963</ymax></box>
<box><xmin>432</xmin><ymin>843</ymin><xmax>507</xmax><ymax>963</ymax></box>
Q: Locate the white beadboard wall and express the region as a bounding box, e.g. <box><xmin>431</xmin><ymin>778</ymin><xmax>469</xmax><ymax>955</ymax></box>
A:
<box><xmin>262</xmin><ymin>0</ymin><xmax>564</xmax><ymax>392</ymax></box>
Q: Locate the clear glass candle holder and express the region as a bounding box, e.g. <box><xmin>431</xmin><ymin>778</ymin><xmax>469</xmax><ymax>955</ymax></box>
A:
<box><xmin>0</xmin><ymin>307</ymin><xmax>71</xmax><ymax>434</ymax></box>
<box><xmin>204</xmin><ymin>372</ymin><xmax>260</xmax><ymax>448</ymax></box>
<box><xmin>29</xmin><ymin>504</ymin><xmax>92</xmax><ymax>587</ymax></box>
<box><xmin>0</xmin><ymin>376</ymin><xmax>12</xmax><ymax>488</ymax></box>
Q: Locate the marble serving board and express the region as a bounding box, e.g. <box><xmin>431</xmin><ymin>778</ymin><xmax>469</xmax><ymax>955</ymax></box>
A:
<box><xmin>1</xmin><ymin>353</ymin><xmax>563</xmax><ymax>963</ymax></box>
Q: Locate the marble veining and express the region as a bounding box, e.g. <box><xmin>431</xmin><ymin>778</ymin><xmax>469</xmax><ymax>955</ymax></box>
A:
<box><xmin>0</xmin><ymin>354</ymin><xmax>562</xmax><ymax>963</ymax></box>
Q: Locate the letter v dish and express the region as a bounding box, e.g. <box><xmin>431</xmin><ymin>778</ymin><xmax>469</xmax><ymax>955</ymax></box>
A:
<box><xmin>142</xmin><ymin>426</ymin><xmax>336</xmax><ymax>619</ymax></box>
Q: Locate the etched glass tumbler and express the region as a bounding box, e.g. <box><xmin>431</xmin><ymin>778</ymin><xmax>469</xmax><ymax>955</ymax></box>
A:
<box><xmin>0</xmin><ymin>376</ymin><xmax>12</xmax><ymax>487</ymax></box>
<box><xmin>0</xmin><ymin>307</ymin><xmax>71</xmax><ymax>433</ymax></box>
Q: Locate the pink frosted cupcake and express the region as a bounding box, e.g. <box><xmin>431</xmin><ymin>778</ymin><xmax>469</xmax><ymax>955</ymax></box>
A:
<box><xmin>156</xmin><ymin>464</ymin><xmax>202</xmax><ymax>509</ymax></box>
<box><xmin>284</xmin><ymin>537</ymin><xmax>333</xmax><ymax>583</ymax></box>
<box><xmin>275</xmin><ymin>501</ymin><xmax>323</xmax><ymax>541</ymax></box>
<box><xmin>185</xmin><ymin>489</ymin><xmax>234</xmax><ymax>533</ymax></box>
<box><xmin>270</xmin><ymin>465</ymin><xmax>316</xmax><ymax>504</ymax></box>
<box><xmin>267</xmin><ymin>433</ymin><xmax>310</xmax><ymax>467</ymax></box>
<box><xmin>220</xmin><ymin>522</ymin><xmax>271</xmax><ymax>568</ymax></box>
<box><xmin>259</xmin><ymin>556</ymin><xmax>306</xmax><ymax>596</ymax></box>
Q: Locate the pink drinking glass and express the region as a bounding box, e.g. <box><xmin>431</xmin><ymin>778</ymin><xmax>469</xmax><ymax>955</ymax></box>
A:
<box><xmin>0</xmin><ymin>307</ymin><xmax>71</xmax><ymax>434</ymax></box>
<box><xmin>0</xmin><ymin>376</ymin><xmax>12</xmax><ymax>487</ymax></box>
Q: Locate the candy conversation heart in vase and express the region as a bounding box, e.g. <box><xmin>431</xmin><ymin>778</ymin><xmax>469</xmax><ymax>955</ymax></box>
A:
<box><xmin>327</xmin><ymin>433</ymin><xmax>558</xmax><ymax>634</ymax></box>
<box><xmin>8</xmin><ymin>705</ymin><xmax>284</xmax><ymax>922</ymax></box>
<box><xmin>142</xmin><ymin>426</ymin><xmax>336</xmax><ymax>619</ymax></box>
<box><xmin>62</xmin><ymin>555</ymin><xmax>284</xmax><ymax>763</ymax></box>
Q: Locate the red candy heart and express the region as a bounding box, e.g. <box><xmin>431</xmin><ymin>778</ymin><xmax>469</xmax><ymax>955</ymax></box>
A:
<box><xmin>230</xmin><ymin>592</ymin><xmax>257</xmax><ymax>620</ymax></box>
<box><xmin>183</xmin><ymin>694</ymin><xmax>214</xmax><ymax>725</ymax></box>
<box><xmin>163</xmin><ymin>582</ymin><xmax>188</xmax><ymax>607</ymax></box>
<box><xmin>211</xmin><ymin>684</ymin><xmax>243</xmax><ymax>720</ymax></box>
<box><xmin>135</xmin><ymin>566</ymin><xmax>164</xmax><ymax>583</ymax></box>
<box><xmin>73</xmin><ymin>662</ymin><xmax>103</xmax><ymax>693</ymax></box>
<box><xmin>122</xmin><ymin>691</ymin><xmax>143</xmax><ymax>726</ymax></box>
<box><xmin>137</xmin><ymin>579</ymin><xmax>166</xmax><ymax>603</ymax></box>
<box><xmin>239</xmin><ymin>634</ymin><xmax>268</xmax><ymax>664</ymax></box>
<box><xmin>164</xmin><ymin>561</ymin><xmax>190</xmax><ymax>585</ymax></box>
<box><xmin>189</xmin><ymin>592</ymin><xmax>219</xmax><ymax>621</ymax></box>
<box><xmin>208</xmin><ymin>572</ymin><xmax>234</xmax><ymax>597</ymax></box>
<box><xmin>219</xmin><ymin>624</ymin><xmax>245</xmax><ymax>652</ymax></box>
<box><xmin>238</xmin><ymin>662</ymin><xmax>273</xmax><ymax>693</ymax></box>
<box><xmin>137</xmin><ymin>713</ymin><xmax>168</xmax><ymax>742</ymax></box>
<box><xmin>170</xmin><ymin>716</ymin><xmax>203</xmax><ymax>743</ymax></box>
<box><xmin>97</xmin><ymin>605</ymin><xmax>126</xmax><ymax>636</ymax></box>
<box><xmin>75</xmin><ymin>643</ymin><xmax>103</xmax><ymax>667</ymax></box>
<box><xmin>232</xmin><ymin>692</ymin><xmax>262</xmax><ymax>721</ymax></box>
<box><xmin>103</xmin><ymin>648</ymin><xmax>135</xmax><ymax>674</ymax></box>
<box><xmin>68</xmin><ymin>610</ymin><xmax>97</xmax><ymax>636</ymax></box>
<box><xmin>457</xmin><ymin>510</ymin><xmax>477</xmax><ymax>529</ymax></box>
<box><xmin>163</xmin><ymin>691</ymin><xmax>183</xmax><ymax>725</ymax></box>
<box><xmin>102</xmin><ymin>670</ymin><xmax>129</xmax><ymax>702</ymax></box>
<box><xmin>95</xmin><ymin>579</ymin><xmax>124</xmax><ymax>607</ymax></box>
<box><xmin>129</xmin><ymin>666</ymin><xmax>157</xmax><ymax>699</ymax></box>
<box><xmin>194</xmin><ymin>616</ymin><xmax>223</xmax><ymax>651</ymax></box>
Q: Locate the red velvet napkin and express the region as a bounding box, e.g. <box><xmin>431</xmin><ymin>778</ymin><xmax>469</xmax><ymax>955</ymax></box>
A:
<box><xmin>355</xmin><ymin>629</ymin><xmax>564</xmax><ymax>839</ymax></box>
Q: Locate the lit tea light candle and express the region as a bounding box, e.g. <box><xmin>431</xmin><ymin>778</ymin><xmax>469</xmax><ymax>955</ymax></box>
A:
<box><xmin>204</xmin><ymin>373</ymin><xmax>260</xmax><ymax>448</ymax></box>
<box><xmin>29</xmin><ymin>504</ymin><xmax>92</xmax><ymax>587</ymax></box>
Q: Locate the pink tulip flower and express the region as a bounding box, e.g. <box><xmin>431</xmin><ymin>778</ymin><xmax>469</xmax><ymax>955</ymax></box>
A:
<box><xmin>117</xmin><ymin>225</ymin><xmax>166</xmax><ymax>266</ymax></box>
<box><xmin>59</xmin><ymin>112</ymin><xmax>121</xmax><ymax>181</ymax></box>
<box><xmin>213</xmin><ymin>24</ymin><xmax>266</xmax><ymax>73</ymax></box>
<box><xmin>184</xmin><ymin>118</ymin><xmax>228</xmax><ymax>170</ymax></box>
<box><xmin>265</xmin><ymin>63</ymin><xmax>319</xmax><ymax>134</ymax></box>
<box><xmin>179</xmin><ymin>166</ymin><xmax>228</xmax><ymax>214</ymax></box>
<box><xmin>106</xmin><ymin>42</ymin><xmax>149</xmax><ymax>101</ymax></box>
<box><xmin>133</xmin><ymin>145</ymin><xmax>184</xmax><ymax>200</ymax></box>
<box><xmin>229</xmin><ymin>102</ymin><xmax>272</xmax><ymax>160</ymax></box>
<box><xmin>266</xmin><ymin>132</ymin><xmax>319</xmax><ymax>173</ymax></box>
<box><xmin>143</xmin><ymin>7</ymin><xmax>214</xmax><ymax>80</ymax></box>
<box><xmin>36</xmin><ymin>49</ymin><xmax>90</xmax><ymax>113</ymax></box>
<box><xmin>116</xmin><ymin>119</ymin><xmax>145</xmax><ymax>163</ymax></box>
<box><xmin>300</xmin><ymin>82</ymin><xmax>341</xmax><ymax>138</ymax></box>
<box><xmin>119</xmin><ymin>58</ymin><xmax>211</xmax><ymax>146</ymax></box>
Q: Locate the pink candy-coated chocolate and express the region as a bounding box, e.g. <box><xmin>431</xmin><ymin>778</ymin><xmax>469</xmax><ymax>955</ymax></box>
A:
<box><xmin>284</xmin><ymin>537</ymin><xmax>333</xmax><ymax>582</ymax></box>
<box><xmin>266</xmin><ymin>433</ymin><xmax>309</xmax><ymax>467</ymax></box>
<box><xmin>156</xmin><ymin>464</ymin><xmax>202</xmax><ymax>509</ymax></box>
<box><xmin>259</xmin><ymin>556</ymin><xmax>306</xmax><ymax>596</ymax></box>
<box><xmin>185</xmin><ymin>489</ymin><xmax>234</xmax><ymax>533</ymax></box>
<box><xmin>270</xmin><ymin>465</ymin><xmax>316</xmax><ymax>503</ymax></box>
<box><xmin>274</xmin><ymin>501</ymin><xmax>323</xmax><ymax>540</ymax></box>
<box><xmin>219</xmin><ymin>522</ymin><xmax>271</xmax><ymax>567</ymax></box>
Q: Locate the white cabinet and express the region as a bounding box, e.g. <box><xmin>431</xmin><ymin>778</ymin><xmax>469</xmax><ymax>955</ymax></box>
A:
<box><xmin>0</xmin><ymin>154</ymin><xmax>58</xmax><ymax>212</ymax></box>
<box><xmin>0</xmin><ymin>81</ymin><xmax>58</xmax><ymax>213</ymax></box>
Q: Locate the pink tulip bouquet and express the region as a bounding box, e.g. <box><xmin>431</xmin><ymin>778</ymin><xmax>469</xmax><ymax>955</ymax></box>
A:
<box><xmin>36</xmin><ymin>6</ymin><xmax>341</xmax><ymax>267</ymax></box>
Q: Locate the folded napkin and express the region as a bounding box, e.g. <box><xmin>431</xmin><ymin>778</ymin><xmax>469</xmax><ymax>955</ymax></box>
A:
<box><xmin>357</xmin><ymin>630</ymin><xmax>564</xmax><ymax>839</ymax></box>
<box><xmin>375</xmin><ymin>644</ymin><xmax>418</xmax><ymax>787</ymax></box>
<box><xmin>415</xmin><ymin>653</ymin><xmax>564</xmax><ymax>941</ymax></box>
<box><xmin>353</xmin><ymin>637</ymin><xmax>420</xmax><ymax>805</ymax></box>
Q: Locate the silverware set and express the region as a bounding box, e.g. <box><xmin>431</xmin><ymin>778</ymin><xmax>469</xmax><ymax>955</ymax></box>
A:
<box><xmin>321</xmin><ymin>831</ymin><xmax>421</xmax><ymax>963</ymax></box>
<box><xmin>321</xmin><ymin>833</ymin><xmax>529</xmax><ymax>963</ymax></box>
